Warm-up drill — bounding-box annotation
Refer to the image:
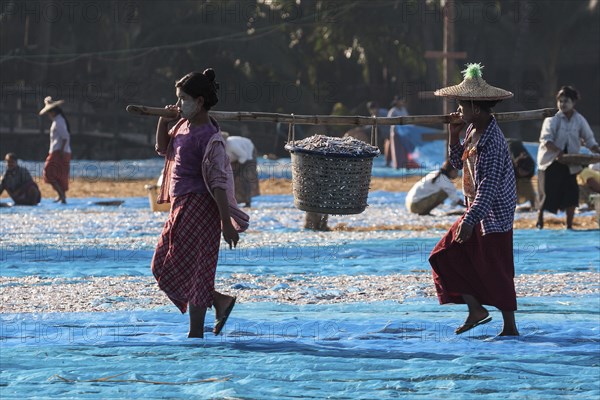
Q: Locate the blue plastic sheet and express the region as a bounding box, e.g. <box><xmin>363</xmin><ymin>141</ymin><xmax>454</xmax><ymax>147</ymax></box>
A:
<box><xmin>1</xmin><ymin>299</ymin><xmax>599</xmax><ymax>399</ymax></box>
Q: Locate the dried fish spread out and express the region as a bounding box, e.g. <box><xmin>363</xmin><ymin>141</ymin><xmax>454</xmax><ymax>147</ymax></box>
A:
<box><xmin>285</xmin><ymin>135</ymin><xmax>380</xmax><ymax>157</ymax></box>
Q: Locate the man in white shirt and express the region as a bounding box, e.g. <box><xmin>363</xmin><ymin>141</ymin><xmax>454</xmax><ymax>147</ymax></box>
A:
<box><xmin>222</xmin><ymin>132</ymin><xmax>260</xmax><ymax>207</ymax></box>
<box><xmin>406</xmin><ymin>161</ymin><xmax>463</xmax><ymax>215</ymax></box>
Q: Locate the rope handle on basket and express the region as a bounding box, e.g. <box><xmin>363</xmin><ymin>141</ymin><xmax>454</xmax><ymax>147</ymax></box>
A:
<box><xmin>287</xmin><ymin>114</ymin><xmax>296</xmax><ymax>143</ymax></box>
<box><xmin>371</xmin><ymin>116</ymin><xmax>377</xmax><ymax>147</ymax></box>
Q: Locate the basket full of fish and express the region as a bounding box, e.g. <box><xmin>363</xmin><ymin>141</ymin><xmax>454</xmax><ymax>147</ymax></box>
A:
<box><xmin>284</xmin><ymin>134</ymin><xmax>380</xmax><ymax>215</ymax></box>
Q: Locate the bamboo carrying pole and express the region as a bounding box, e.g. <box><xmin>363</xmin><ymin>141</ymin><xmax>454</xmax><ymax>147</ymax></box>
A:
<box><xmin>126</xmin><ymin>105</ymin><xmax>556</xmax><ymax>126</ymax></box>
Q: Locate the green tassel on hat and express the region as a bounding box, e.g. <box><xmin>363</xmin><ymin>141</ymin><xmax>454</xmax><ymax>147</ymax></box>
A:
<box><xmin>462</xmin><ymin>63</ymin><xmax>484</xmax><ymax>79</ymax></box>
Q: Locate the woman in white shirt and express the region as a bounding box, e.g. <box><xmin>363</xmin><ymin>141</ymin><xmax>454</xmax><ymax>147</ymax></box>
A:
<box><xmin>39</xmin><ymin>96</ymin><xmax>72</xmax><ymax>204</ymax></box>
<box><xmin>406</xmin><ymin>161</ymin><xmax>463</xmax><ymax>215</ymax></box>
<box><xmin>536</xmin><ymin>86</ymin><xmax>599</xmax><ymax>229</ymax></box>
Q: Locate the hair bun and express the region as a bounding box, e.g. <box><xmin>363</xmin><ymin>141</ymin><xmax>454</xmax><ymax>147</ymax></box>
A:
<box><xmin>203</xmin><ymin>68</ymin><xmax>216</xmax><ymax>82</ymax></box>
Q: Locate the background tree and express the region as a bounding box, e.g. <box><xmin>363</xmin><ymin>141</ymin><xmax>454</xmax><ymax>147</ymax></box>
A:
<box><xmin>0</xmin><ymin>0</ymin><xmax>598</xmax><ymax>158</ymax></box>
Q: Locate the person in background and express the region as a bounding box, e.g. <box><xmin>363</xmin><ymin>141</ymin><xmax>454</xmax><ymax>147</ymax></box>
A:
<box><xmin>0</xmin><ymin>153</ymin><xmax>41</xmax><ymax>206</ymax></box>
<box><xmin>536</xmin><ymin>86</ymin><xmax>600</xmax><ymax>229</ymax></box>
<box><xmin>507</xmin><ymin>139</ymin><xmax>537</xmax><ymax>210</ymax></box>
<box><xmin>388</xmin><ymin>95</ymin><xmax>409</xmax><ymax>118</ymax></box>
<box><xmin>304</xmin><ymin>212</ymin><xmax>329</xmax><ymax>231</ymax></box>
<box><xmin>152</xmin><ymin>69</ymin><xmax>249</xmax><ymax>338</ymax></box>
<box><xmin>428</xmin><ymin>63</ymin><xmax>519</xmax><ymax>336</ymax></box>
<box><xmin>387</xmin><ymin>96</ymin><xmax>416</xmax><ymax>169</ymax></box>
<box><xmin>343</xmin><ymin>127</ymin><xmax>370</xmax><ymax>144</ymax></box>
<box><xmin>367</xmin><ymin>101</ymin><xmax>388</xmax><ymax>119</ymax></box>
<box><xmin>222</xmin><ymin>132</ymin><xmax>260</xmax><ymax>208</ymax></box>
<box><xmin>577</xmin><ymin>162</ymin><xmax>600</xmax><ymax>208</ymax></box>
<box><xmin>367</xmin><ymin>101</ymin><xmax>390</xmax><ymax>165</ymax></box>
<box><xmin>405</xmin><ymin>161</ymin><xmax>464</xmax><ymax>215</ymax></box>
<box><xmin>39</xmin><ymin>96</ymin><xmax>71</xmax><ymax>204</ymax></box>
<box><xmin>329</xmin><ymin>102</ymin><xmax>350</xmax><ymax>137</ymax></box>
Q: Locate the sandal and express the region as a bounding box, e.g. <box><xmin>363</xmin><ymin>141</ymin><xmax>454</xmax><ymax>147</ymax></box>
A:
<box><xmin>455</xmin><ymin>316</ymin><xmax>492</xmax><ymax>335</ymax></box>
<box><xmin>213</xmin><ymin>297</ymin><xmax>236</xmax><ymax>336</ymax></box>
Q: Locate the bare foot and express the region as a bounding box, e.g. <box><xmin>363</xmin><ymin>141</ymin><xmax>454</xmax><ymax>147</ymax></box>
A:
<box><xmin>188</xmin><ymin>303</ymin><xmax>207</xmax><ymax>339</ymax></box>
<box><xmin>187</xmin><ymin>330</ymin><xmax>204</xmax><ymax>338</ymax></box>
<box><xmin>498</xmin><ymin>311</ymin><xmax>519</xmax><ymax>337</ymax></box>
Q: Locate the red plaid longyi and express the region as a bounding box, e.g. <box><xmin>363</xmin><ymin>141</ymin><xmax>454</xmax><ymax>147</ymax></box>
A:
<box><xmin>151</xmin><ymin>193</ymin><xmax>221</xmax><ymax>313</ymax></box>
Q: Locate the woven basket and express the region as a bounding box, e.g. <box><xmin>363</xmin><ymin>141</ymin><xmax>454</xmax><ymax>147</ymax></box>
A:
<box><xmin>288</xmin><ymin>148</ymin><xmax>376</xmax><ymax>215</ymax></box>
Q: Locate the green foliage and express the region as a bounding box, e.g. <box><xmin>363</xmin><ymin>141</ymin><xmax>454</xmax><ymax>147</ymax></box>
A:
<box><xmin>0</xmin><ymin>0</ymin><xmax>598</xmax><ymax>143</ymax></box>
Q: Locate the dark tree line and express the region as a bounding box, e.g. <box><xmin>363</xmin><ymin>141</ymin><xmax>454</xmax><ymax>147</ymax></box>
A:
<box><xmin>1</xmin><ymin>0</ymin><xmax>598</xmax><ymax>153</ymax></box>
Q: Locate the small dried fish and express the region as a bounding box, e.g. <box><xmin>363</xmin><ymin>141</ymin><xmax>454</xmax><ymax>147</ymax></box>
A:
<box><xmin>285</xmin><ymin>135</ymin><xmax>380</xmax><ymax>157</ymax></box>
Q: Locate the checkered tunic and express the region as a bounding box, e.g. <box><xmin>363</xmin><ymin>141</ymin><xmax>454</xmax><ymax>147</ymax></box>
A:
<box><xmin>449</xmin><ymin>117</ymin><xmax>516</xmax><ymax>235</ymax></box>
<box><xmin>151</xmin><ymin>193</ymin><xmax>221</xmax><ymax>312</ymax></box>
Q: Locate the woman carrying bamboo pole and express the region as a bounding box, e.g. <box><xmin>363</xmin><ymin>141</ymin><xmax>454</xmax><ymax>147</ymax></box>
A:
<box><xmin>428</xmin><ymin>63</ymin><xmax>519</xmax><ymax>337</ymax></box>
<box><xmin>152</xmin><ymin>69</ymin><xmax>249</xmax><ymax>338</ymax></box>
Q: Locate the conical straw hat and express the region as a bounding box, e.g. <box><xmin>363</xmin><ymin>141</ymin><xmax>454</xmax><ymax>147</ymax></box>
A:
<box><xmin>39</xmin><ymin>96</ymin><xmax>65</xmax><ymax>115</ymax></box>
<box><xmin>434</xmin><ymin>63</ymin><xmax>513</xmax><ymax>101</ymax></box>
